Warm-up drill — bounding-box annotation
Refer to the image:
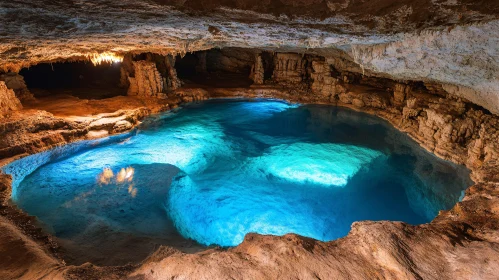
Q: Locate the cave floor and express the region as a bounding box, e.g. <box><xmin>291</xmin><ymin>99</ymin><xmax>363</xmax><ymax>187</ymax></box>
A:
<box><xmin>22</xmin><ymin>94</ymin><xmax>170</xmax><ymax>118</ymax></box>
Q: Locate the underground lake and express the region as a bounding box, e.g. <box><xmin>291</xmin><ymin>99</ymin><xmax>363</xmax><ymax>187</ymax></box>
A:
<box><xmin>2</xmin><ymin>99</ymin><xmax>473</xmax><ymax>266</ymax></box>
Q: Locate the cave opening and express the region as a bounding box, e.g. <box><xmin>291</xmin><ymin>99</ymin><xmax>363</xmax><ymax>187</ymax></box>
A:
<box><xmin>174</xmin><ymin>53</ymin><xmax>199</xmax><ymax>79</ymax></box>
<box><xmin>20</xmin><ymin>61</ymin><xmax>125</xmax><ymax>99</ymax></box>
<box><xmin>175</xmin><ymin>48</ymin><xmax>255</xmax><ymax>88</ymax></box>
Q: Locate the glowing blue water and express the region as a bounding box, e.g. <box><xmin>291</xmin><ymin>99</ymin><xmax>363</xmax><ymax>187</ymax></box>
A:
<box><xmin>7</xmin><ymin>99</ymin><xmax>472</xmax><ymax>251</ymax></box>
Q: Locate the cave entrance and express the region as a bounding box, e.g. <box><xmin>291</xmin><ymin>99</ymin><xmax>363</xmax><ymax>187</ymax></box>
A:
<box><xmin>175</xmin><ymin>48</ymin><xmax>255</xmax><ymax>88</ymax></box>
<box><xmin>20</xmin><ymin>61</ymin><xmax>125</xmax><ymax>99</ymax></box>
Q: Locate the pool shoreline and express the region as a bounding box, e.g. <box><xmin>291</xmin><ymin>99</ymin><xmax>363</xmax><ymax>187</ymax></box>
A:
<box><xmin>0</xmin><ymin>86</ymin><xmax>498</xmax><ymax>278</ymax></box>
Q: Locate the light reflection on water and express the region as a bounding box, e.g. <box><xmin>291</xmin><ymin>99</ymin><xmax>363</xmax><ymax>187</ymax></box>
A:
<box><xmin>9</xmin><ymin>99</ymin><xmax>472</xmax><ymax>251</ymax></box>
<box><xmin>97</xmin><ymin>167</ymin><xmax>136</xmax><ymax>197</ymax></box>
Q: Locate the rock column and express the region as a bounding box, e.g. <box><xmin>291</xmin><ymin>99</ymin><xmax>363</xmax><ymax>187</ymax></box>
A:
<box><xmin>122</xmin><ymin>54</ymin><xmax>182</xmax><ymax>97</ymax></box>
<box><xmin>128</xmin><ymin>61</ymin><xmax>165</xmax><ymax>98</ymax></box>
<box><xmin>310</xmin><ymin>61</ymin><xmax>345</xmax><ymax>100</ymax></box>
<box><xmin>163</xmin><ymin>55</ymin><xmax>182</xmax><ymax>91</ymax></box>
<box><xmin>249</xmin><ymin>54</ymin><xmax>264</xmax><ymax>85</ymax></box>
<box><xmin>393</xmin><ymin>83</ymin><xmax>410</xmax><ymax>107</ymax></box>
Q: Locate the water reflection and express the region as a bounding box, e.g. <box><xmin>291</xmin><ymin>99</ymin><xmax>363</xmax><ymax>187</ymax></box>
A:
<box><xmin>97</xmin><ymin>167</ymin><xmax>136</xmax><ymax>197</ymax></box>
<box><xmin>98</xmin><ymin>167</ymin><xmax>114</xmax><ymax>185</ymax></box>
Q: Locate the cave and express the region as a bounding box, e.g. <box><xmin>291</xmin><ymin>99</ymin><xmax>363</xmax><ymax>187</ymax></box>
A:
<box><xmin>1</xmin><ymin>1</ymin><xmax>499</xmax><ymax>279</ymax></box>
<box><xmin>20</xmin><ymin>61</ymin><xmax>125</xmax><ymax>99</ymax></box>
<box><xmin>175</xmin><ymin>48</ymin><xmax>255</xmax><ymax>88</ymax></box>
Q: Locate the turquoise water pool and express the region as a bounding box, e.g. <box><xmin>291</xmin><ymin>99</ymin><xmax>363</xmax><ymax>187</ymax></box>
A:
<box><xmin>4</xmin><ymin>99</ymin><xmax>472</xmax><ymax>258</ymax></box>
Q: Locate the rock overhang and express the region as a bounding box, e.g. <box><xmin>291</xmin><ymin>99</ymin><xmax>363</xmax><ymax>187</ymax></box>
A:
<box><xmin>1</xmin><ymin>0</ymin><xmax>498</xmax><ymax>113</ymax></box>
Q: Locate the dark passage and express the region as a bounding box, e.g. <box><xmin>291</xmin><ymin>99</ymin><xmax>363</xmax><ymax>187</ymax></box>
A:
<box><xmin>20</xmin><ymin>61</ymin><xmax>125</xmax><ymax>99</ymax></box>
<box><xmin>175</xmin><ymin>48</ymin><xmax>255</xmax><ymax>88</ymax></box>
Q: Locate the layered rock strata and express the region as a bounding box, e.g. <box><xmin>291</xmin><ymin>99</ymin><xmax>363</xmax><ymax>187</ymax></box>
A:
<box><xmin>0</xmin><ymin>91</ymin><xmax>208</xmax><ymax>163</ymax></box>
<box><xmin>1</xmin><ymin>2</ymin><xmax>497</xmax><ymax>113</ymax></box>
<box><xmin>1</xmin><ymin>80</ymin><xmax>499</xmax><ymax>279</ymax></box>
<box><xmin>0</xmin><ymin>0</ymin><xmax>498</xmax><ymax>277</ymax></box>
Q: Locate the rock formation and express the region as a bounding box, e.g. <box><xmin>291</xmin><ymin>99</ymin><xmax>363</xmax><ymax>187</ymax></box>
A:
<box><xmin>127</xmin><ymin>61</ymin><xmax>165</xmax><ymax>97</ymax></box>
<box><xmin>273</xmin><ymin>53</ymin><xmax>308</xmax><ymax>85</ymax></box>
<box><xmin>0</xmin><ymin>82</ymin><xmax>22</xmax><ymax>118</ymax></box>
<box><xmin>162</xmin><ymin>56</ymin><xmax>182</xmax><ymax>91</ymax></box>
<box><xmin>122</xmin><ymin>54</ymin><xmax>182</xmax><ymax>98</ymax></box>
<box><xmin>2</xmin><ymin>68</ymin><xmax>499</xmax><ymax>278</ymax></box>
<box><xmin>0</xmin><ymin>0</ymin><xmax>499</xmax><ymax>279</ymax></box>
<box><xmin>310</xmin><ymin>60</ymin><xmax>346</xmax><ymax>101</ymax></box>
<box><xmin>249</xmin><ymin>54</ymin><xmax>264</xmax><ymax>85</ymax></box>
<box><xmin>0</xmin><ymin>73</ymin><xmax>33</xmax><ymax>101</ymax></box>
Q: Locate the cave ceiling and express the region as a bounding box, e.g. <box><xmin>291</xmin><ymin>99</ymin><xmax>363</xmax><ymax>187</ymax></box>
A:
<box><xmin>1</xmin><ymin>0</ymin><xmax>497</xmax><ymax>64</ymax></box>
<box><xmin>1</xmin><ymin>0</ymin><xmax>499</xmax><ymax>112</ymax></box>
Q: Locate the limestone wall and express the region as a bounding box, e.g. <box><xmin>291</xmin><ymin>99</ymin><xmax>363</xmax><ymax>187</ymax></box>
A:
<box><xmin>350</xmin><ymin>21</ymin><xmax>499</xmax><ymax>114</ymax></box>
<box><xmin>273</xmin><ymin>53</ymin><xmax>308</xmax><ymax>85</ymax></box>
<box><xmin>122</xmin><ymin>54</ymin><xmax>181</xmax><ymax>98</ymax></box>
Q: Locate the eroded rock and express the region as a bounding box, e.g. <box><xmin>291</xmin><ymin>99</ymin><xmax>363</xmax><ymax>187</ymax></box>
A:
<box><xmin>0</xmin><ymin>82</ymin><xmax>22</xmax><ymax>118</ymax></box>
<box><xmin>250</xmin><ymin>54</ymin><xmax>265</xmax><ymax>85</ymax></box>
<box><xmin>127</xmin><ymin>61</ymin><xmax>165</xmax><ymax>98</ymax></box>
<box><xmin>0</xmin><ymin>73</ymin><xmax>33</xmax><ymax>101</ymax></box>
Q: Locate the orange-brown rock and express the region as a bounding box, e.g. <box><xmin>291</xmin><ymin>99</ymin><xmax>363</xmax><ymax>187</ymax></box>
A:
<box><xmin>1</xmin><ymin>81</ymin><xmax>499</xmax><ymax>279</ymax></box>
<box><xmin>0</xmin><ymin>27</ymin><xmax>499</xmax><ymax>277</ymax></box>
<box><xmin>127</xmin><ymin>61</ymin><xmax>165</xmax><ymax>98</ymax></box>
<box><xmin>249</xmin><ymin>54</ymin><xmax>264</xmax><ymax>85</ymax></box>
<box><xmin>0</xmin><ymin>73</ymin><xmax>33</xmax><ymax>101</ymax></box>
<box><xmin>0</xmin><ymin>82</ymin><xmax>22</xmax><ymax>118</ymax></box>
<box><xmin>273</xmin><ymin>53</ymin><xmax>309</xmax><ymax>85</ymax></box>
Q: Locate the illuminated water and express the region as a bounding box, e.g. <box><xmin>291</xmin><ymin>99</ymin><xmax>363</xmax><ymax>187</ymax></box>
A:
<box><xmin>5</xmin><ymin>99</ymin><xmax>472</xmax><ymax>259</ymax></box>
